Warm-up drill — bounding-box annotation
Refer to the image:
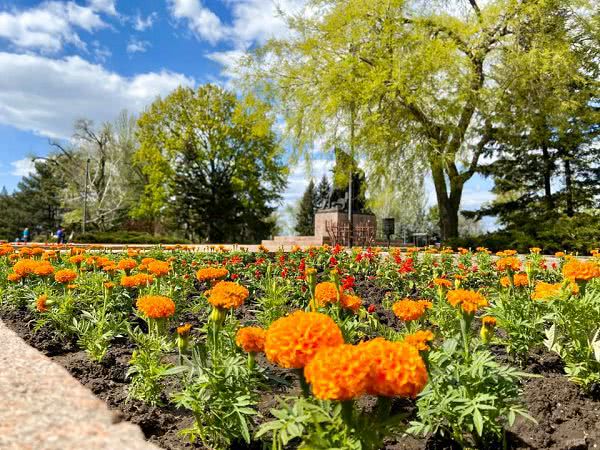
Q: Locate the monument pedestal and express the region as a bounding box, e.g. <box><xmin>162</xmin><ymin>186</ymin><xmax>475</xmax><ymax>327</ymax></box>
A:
<box><xmin>314</xmin><ymin>209</ymin><xmax>376</xmax><ymax>247</ymax></box>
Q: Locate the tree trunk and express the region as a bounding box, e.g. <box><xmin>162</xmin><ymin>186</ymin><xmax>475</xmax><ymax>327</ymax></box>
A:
<box><xmin>541</xmin><ymin>144</ymin><xmax>554</xmax><ymax>210</ymax></box>
<box><xmin>564</xmin><ymin>154</ymin><xmax>574</xmax><ymax>217</ymax></box>
<box><xmin>430</xmin><ymin>161</ymin><xmax>462</xmax><ymax>240</ymax></box>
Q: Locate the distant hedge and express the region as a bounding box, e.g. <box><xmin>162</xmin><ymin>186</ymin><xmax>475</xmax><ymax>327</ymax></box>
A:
<box><xmin>445</xmin><ymin>214</ymin><xmax>600</xmax><ymax>254</ymax></box>
<box><xmin>75</xmin><ymin>231</ymin><xmax>190</xmax><ymax>245</ymax></box>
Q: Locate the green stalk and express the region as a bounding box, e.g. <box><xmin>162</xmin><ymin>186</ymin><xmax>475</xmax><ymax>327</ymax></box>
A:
<box><xmin>460</xmin><ymin>312</ymin><xmax>472</xmax><ymax>358</ymax></box>
<box><xmin>295</xmin><ymin>368</ymin><xmax>310</xmax><ymax>397</ymax></box>
<box><xmin>341</xmin><ymin>400</ymin><xmax>355</xmax><ymax>425</ymax></box>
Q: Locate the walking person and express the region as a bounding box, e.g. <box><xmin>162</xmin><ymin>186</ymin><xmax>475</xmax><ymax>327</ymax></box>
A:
<box><xmin>56</xmin><ymin>226</ymin><xmax>66</xmax><ymax>244</ymax></box>
<box><xmin>22</xmin><ymin>227</ymin><xmax>30</xmax><ymax>243</ymax></box>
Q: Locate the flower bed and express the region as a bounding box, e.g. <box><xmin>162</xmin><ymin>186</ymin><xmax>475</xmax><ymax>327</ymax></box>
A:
<box><xmin>1</xmin><ymin>244</ymin><xmax>600</xmax><ymax>449</ymax></box>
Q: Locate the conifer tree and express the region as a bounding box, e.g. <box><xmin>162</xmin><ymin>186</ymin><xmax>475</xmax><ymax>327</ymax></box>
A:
<box><xmin>295</xmin><ymin>179</ymin><xmax>317</xmax><ymax>235</ymax></box>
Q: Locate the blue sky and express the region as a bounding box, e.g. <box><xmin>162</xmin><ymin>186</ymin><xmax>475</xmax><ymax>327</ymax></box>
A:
<box><xmin>0</xmin><ymin>0</ymin><xmax>496</xmax><ymax>229</ymax></box>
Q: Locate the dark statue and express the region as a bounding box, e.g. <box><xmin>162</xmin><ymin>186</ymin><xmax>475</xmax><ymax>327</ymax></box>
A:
<box><xmin>318</xmin><ymin>171</ymin><xmax>369</xmax><ymax>213</ymax></box>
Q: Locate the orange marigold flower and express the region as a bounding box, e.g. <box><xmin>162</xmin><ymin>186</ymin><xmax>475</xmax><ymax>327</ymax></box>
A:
<box><xmin>207</xmin><ymin>281</ymin><xmax>249</xmax><ymax>309</ymax></box>
<box><xmin>359</xmin><ymin>338</ymin><xmax>428</xmax><ymax>398</ymax></box>
<box><xmin>404</xmin><ymin>330</ymin><xmax>435</xmax><ymax>352</ymax></box>
<box><xmin>304</xmin><ymin>344</ymin><xmax>370</xmax><ymax>401</ymax></box>
<box><xmin>562</xmin><ymin>260</ymin><xmax>600</xmax><ymax>282</ymax></box>
<box><xmin>531</xmin><ymin>281</ymin><xmax>567</xmax><ymax>301</ymax></box>
<box><xmin>433</xmin><ymin>278</ymin><xmax>452</xmax><ymax>288</ymax></box>
<box><xmin>33</xmin><ymin>261</ymin><xmax>55</xmax><ymax>277</ymax></box>
<box><xmin>102</xmin><ymin>263</ymin><xmax>118</xmax><ymax>272</ymax></box>
<box><xmin>392</xmin><ymin>299</ymin><xmax>432</xmax><ymax>322</ymax></box>
<box><xmin>136</xmin><ymin>295</ymin><xmax>175</xmax><ymax>319</ymax></box>
<box><xmin>177</xmin><ymin>323</ymin><xmax>192</xmax><ymax>336</ymax></box>
<box><xmin>265</xmin><ymin>311</ymin><xmax>344</xmax><ymax>369</ymax></box>
<box><xmin>195</xmin><ymin>267</ymin><xmax>229</xmax><ymax>282</ymax></box>
<box><xmin>103</xmin><ymin>281</ymin><xmax>115</xmax><ymax>289</ymax></box>
<box><xmin>496</xmin><ymin>257</ymin><xmax>521</xmax><ymax>272</ymax></box>
<box><xmin>555</xmin><ymin>252</ymin><xmax>566</xmax><ymax>258</ymax></box>
<box><xmin>36</xmin><ymin>294</ymin><xmax>49</xmax><ymax>312</ymax></box>
<box><xmin>0</xmin><ymin>245</ymin><xmax>14</xmax><ymax>256</ymax></box>
<box><xmin>7</xmin><ymin>273</ymin><xmax>21</xmax><ymax>282</ymax></box>
<box><xmin>120</xmin><ymin>273</ymin><xmax>154</xmax><ymax>288</ymax></box>
<box><xmin>54</xmin><ymin>269</ymin><xmax>77</xmax><ymax>284</ymax></box>
<box><xmin>530</xmin><ymin>247</ymin><xmax>542</xmax><ymax>254</ymax></box>
<box><xmin>500</xmin><ymin>272</ymin><xmax>529</xmax><ymax>287</ymax></box>
<box><xmin>147</xmin><ymin>260</ymin><xmax>171</xmax><ymax>277</ymax></box>
<box><xmin>482</xmin><ymin>316</ymin><xmax>497</xmax><ymax>327</ymax></box>
<box><xmin>117</xmin><ymin>258</ymin><xmax>137</xmax><ymax>271</ymax></box>
<box><xmin>13</xmin><ymin>259</ymin><xmax>38</xmax><ymax>278</ymax></box>
<box><xmin>447</xmin><ymin>289</ymin><xmax>488</xmax><ymax>314</ymax></box>
<box><xmin>69</xmin><ymin>255</ymin><xmax>86</xmax><ymax>265</ymax></box>
<box><xmin>141</xmin><ymin>257</ymin><xmax>157</xmax><ymax>265</ymax></box>
<box><xmin>314</xmin><ymin>281</ymin><xmax>338</xmax><ymax>306</ymax></box>
<box><xmin>235</xmin><ymin>326</ymin><xmax>266</xmax><ymax>353</ymax></box>
<box><xmin>340</xmin><ymin>293</ymin><xmax>362</xmax><ymax>312</ymax></box>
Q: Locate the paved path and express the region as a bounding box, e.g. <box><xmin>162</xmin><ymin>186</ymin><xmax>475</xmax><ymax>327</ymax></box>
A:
<box><xmin>0</xmin><ymin>320</ymin><xmax>158</xmax><ymax>450</ymax></box>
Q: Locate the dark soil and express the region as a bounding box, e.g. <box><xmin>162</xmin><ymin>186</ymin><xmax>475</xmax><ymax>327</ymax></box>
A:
<box><xmin>3</xmin><ymin>306</ymin><xmax>600</xmax><ymax>449</ymax></box>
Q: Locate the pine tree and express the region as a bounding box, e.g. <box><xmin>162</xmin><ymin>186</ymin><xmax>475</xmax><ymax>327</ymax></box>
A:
<box><xmin>295</xmin><ymin>179</ymin><xmax>316</xmax><ymax>235</ymax></box>
<box><xmin>315</xmin><ymin>175</ymin><xmax>330</xmax><ymax>210</ymax></box>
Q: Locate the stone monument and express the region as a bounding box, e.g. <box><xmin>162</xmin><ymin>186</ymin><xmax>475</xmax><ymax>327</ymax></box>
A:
<box><xmin>314</xmin><ymin>171</ymin><xmax>376</xmax><ymax>246</ymax></box>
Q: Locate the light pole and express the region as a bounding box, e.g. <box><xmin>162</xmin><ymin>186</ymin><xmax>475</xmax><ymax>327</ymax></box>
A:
<box><xmin>82</xmin><ymin>158</ymin><xmax>90</xmax><ymax>234</ymax></box>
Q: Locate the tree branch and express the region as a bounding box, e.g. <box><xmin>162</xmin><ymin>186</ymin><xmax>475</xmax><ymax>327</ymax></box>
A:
<box><xmin>468</xmin><ymin>0</ymin><xmax>482</xmax><ymax>21</ymax></box>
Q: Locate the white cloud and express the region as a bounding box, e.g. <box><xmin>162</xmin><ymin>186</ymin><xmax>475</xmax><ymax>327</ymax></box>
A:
<box><xmin>10</xmin><ymin>158</ymin><xmax>35</xmax><ymax>177</ymax></box>
<box><xmin>87</xmin><ymin>0</ymin><xmax>117</xmax><ymax>15</ymax></box>
<box><xmin>169</xmin><ymin>0</ymin><xmax>306</xmax><ymax>49</ymax></box>
<box><xmin>127</xmin><ymin>38</ymin><xmax>150</xmax><ymax>54</ymax></box>
<box><xmin>0</xmin><ymin>52</ymin><xmax>195</xmax><ymax>138</ymax></box>
<box><xmin>168</xmin><ymin>0</ymin><xmax>227</xmax><ymax>44</ymax></box>
<box><xmin>133</xmin><ymin>11</ymin><xmax>157</xmax><ymax>31</ymax></box>
<box><xmin>283</xmin><ymin>158</ymin><xmax>334</xmax><ymax>203</ymax></box>
<box><xmin>0</xmin><ymin>1</ymin><xmax>110</xmax><ymax>52</ymax></box>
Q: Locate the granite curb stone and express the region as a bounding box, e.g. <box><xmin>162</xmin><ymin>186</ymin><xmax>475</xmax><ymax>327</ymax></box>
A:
<box><xmin>0</xmin><ymin>319</ymin><xmax>159</xmax><ymax>450</ymax></box>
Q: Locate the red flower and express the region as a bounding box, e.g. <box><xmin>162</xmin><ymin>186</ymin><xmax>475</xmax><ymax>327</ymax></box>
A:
<box><xmin>355</xmin><ymin>253</ymin><xmax>363</xmax><ymax>262</ymax></box>
<box><xmin>398</xmin><ymin>258</ymin><xmax>414</xmax><ymax>274</ymax></box>
<box><xmin>342</xmin><ymin>275</ymin><xmax>355</xmax><ymax>291</ymax></box>
<box><xmin>298</xmin><ymin>259</ymin><xmax>306</xmax><ymax>273</ymax></box>
<box><xmin>254</xmin><ymin>270</ymin><xmax>261</xmax><ymax>279</ymax></box>
<box><xmin>367</xmin><ymin>304</ymin><xmax>376</xmax><ymax>313</ymax></box>
<box><xmin>329</xmin><ymin>256</ymin><xmax>338</xmax><ymax>266</ymax></box>
<box><xmin>231</xmin><ymin>273</ymin><xmax>239</xmax><ymax>280</ymax></box>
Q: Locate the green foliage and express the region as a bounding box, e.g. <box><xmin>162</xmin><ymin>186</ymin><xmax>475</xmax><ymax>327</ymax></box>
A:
<box><xmin>127</xmin><ymin>328</ymin><xmax>175</xmax><ymax>406</ymax></box>
<box><xmin>408</xmin><ymin>338</ymin><xmax>535</xmax><ymax>448</ymax></box>
<box><xmin>172</xmin><ymin>339</ymin><xmax>262</xmax><ymax>448</ymax></box>
<box><xmin>446</xmin><ymin>213</ymin><xmax>600</xmax><ymax>253</ymax></box>
<box><xmin>35</xmin><ymin>294</ymin><xmax>76</xmax><ymax>338</ymax></box>
<box><xmin>134</xmin><ymin>84</ymin><xmax>287</xmax><ymax>243</ymax></box>
<box><xmin>295</xmin><ymin>179</ymin><xmax>316</xmax><ymax>236</ymax></box>
<box><xmin>0</xmin><ymin>159</ymin><xmax>65</xmax><ymax>241</ymax></box>
<box><xmin>257</xmin><ymin>396</ymin><xmax>405</xmax><ymax>450</ymax></box>
<box><xmin>77</xmin><ymin>231</ymin><xmax>188</xmax><ymax>244</ymax></box>
<box><xmin>71</xmin><ymin>294</ymin><xmax>127</xmax><ymax>362</ymax></box>
<box><xmin>245</xmin><ymin>0</ymin><xmax>598</xmax><ymax>239</ymax></box>
<box><xmin>254</xmin><ymin>265</ymin><xmax>292</xmax><ymax>327</ymax></box>
<box><xmin>544</xmin><ymin>283</ymin><xmax>600</xmax><ymax>389</ymax></box>
<box><xmin>489</xmin><ymin>288</ymin><xmax>551</xmax><ymax>362</ymax></box>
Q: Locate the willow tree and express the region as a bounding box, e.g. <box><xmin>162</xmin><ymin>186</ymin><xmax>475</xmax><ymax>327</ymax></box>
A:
<box><xmin>245</xmin><ymin>0</ymin><xmax>596</xmax><ymax>239</ymax></box>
